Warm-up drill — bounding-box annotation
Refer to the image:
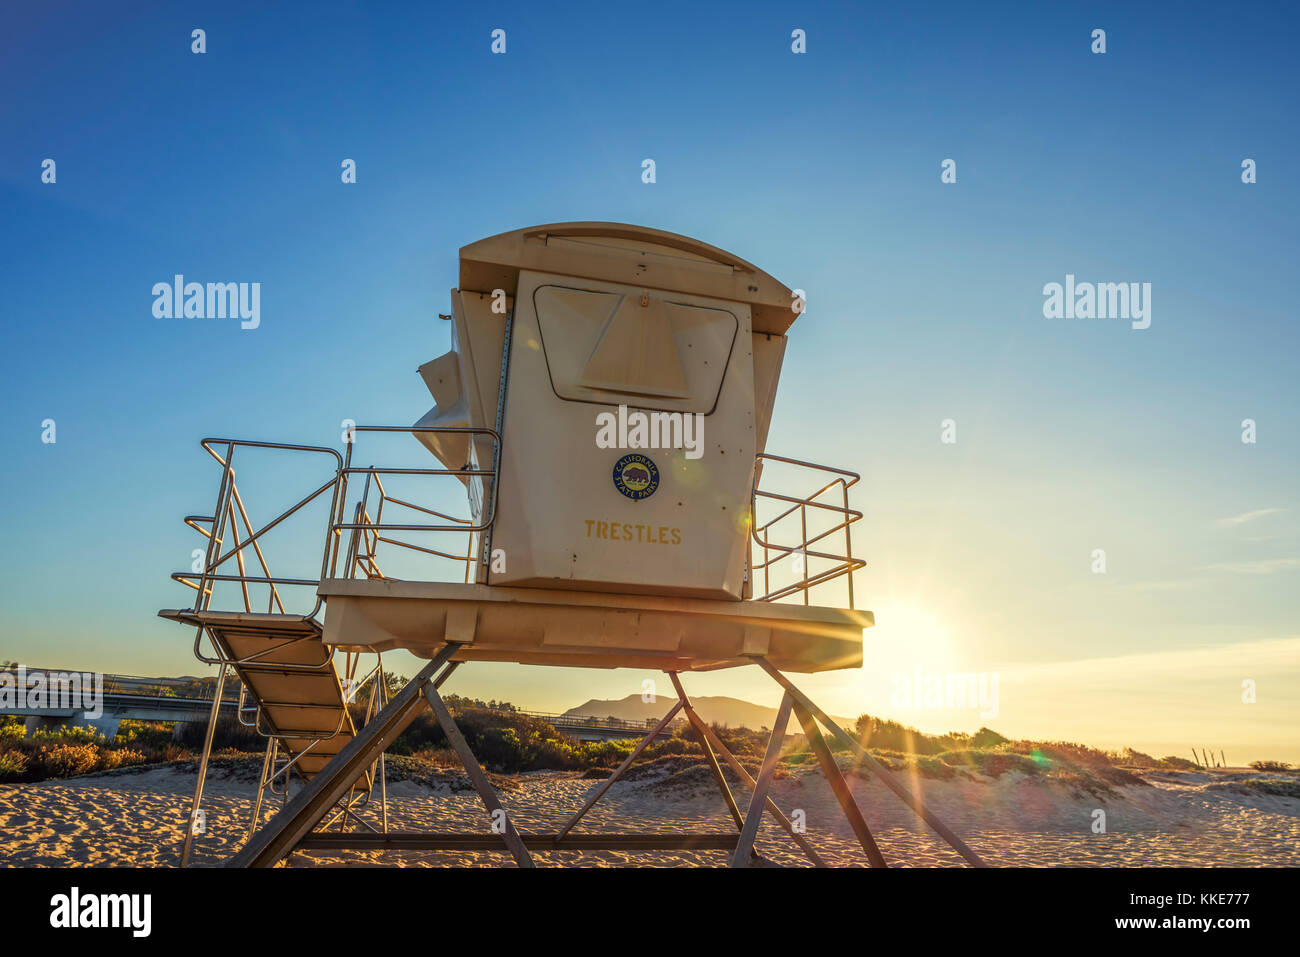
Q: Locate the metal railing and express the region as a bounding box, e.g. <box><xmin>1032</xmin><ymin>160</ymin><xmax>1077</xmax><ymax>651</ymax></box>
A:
<box><xmin>172</xmin><ymin>438</ymin><xmax>344</xmax><ymax>623</ymax></box>
<box><xmin>172</xmin><ymin>433</ymin><xmax>858</xmax><ymax>613</ymax></box>
<box><xmin>750</xmin><ymin>453</ymin><xmax>865</xmax><ymax>608</ymax></box>
<box><xmin>0</xmin><ymin>665</ymin><xmax>241</xmax><ymax>704</ymax></box>
<box><xmin>334</xmin><ymin>426</ymin><xmax>501</xmax><ymax>584</ymax></box>
<box><xmin>172</xmin><ymin>427</ymin><xmax>501</xmax><ymax>623</ymax></box>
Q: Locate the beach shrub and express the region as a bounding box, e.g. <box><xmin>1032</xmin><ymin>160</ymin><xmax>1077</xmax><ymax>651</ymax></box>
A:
<box><xmin>0</xmin><ymin>720</ymin><xmax>198</xmax><ymax>782</ymax></box>
<box><xmin>170</xmin><ymin>715</ymin><xmax>262</xmax><ymax>752</ymax></box>
<box><xmin>39</xmin><ymin>743</ymin><xmax>100</xmax><ymax>777</ymax></box>
<box><xmin>31</xmin><ymin>724</ymin><xmax>108</xmax><ymax>745</ymax></box>
<box><xmin>1248</xmin><ymin>760</ymin><xmax>1293</xmax><ymax>773</ymax></box>
<box><xmin>158</xmin><ymin>743</ymin><xmax>191</xmax><ymax>763</ymax></box>
<box><xmin>936</xmin><ymin>748</ymin><xmax>1042</xmax><ymax>778</ymax></box>
<box><xmin>849</xmin><ymin>716</ymin><xmax>1009</xmax><ymax>756</ymax></box>
<box><xmin>908</xmin><ymin>754</ymin><xmax>959</xmax><ymax>779</ymax></box>
<box><xmin>1235</xmin><ymin>777</ymin><xmax>1300</xmax><ymax>799</ymax></box>
<box><xmin>0</xmin><ymin>716</ymin><xmax>26</xmax><ymax>742</ymax></box>
<box><xmin>391</xmin><ymin>707</ymin><xmax>584</xmax><ymax>772</ymax></box>
<box><xmin>1117</xmin><ymin>748</ymin><xmax>1159</xmax><ymax>767</ymax></box>
<box><xmin>970</xmin><ymin>727</ymin><xmax>1009</xmax><ymax>748</ymax></box>
<box><xmin>99</xmin><ymin>748</ymin><xmax>146</xmax><ymax>771</ymax></box>
<box><xmin>644</xmin><ymin>736</ymin><xmax>696</xmax><ymax>757</ymax></box>
<box><xmin>115</xmin><ymin>720</ymin><xmax>175</xmax><ymax>750</ymax></box>
<box><xmin>0</xmin><ymin>748</ymin><xmax>29</xmax><ymax>780</ymax></box>
<box><xmin>575</xmin><ymin>739</ymin><xmax>637</xmax><ymax>768</ymax></box>
<box><xmin>1007</xmin><ymin>740</ymin><xmax>1115</xmax><ymax>769</ymax></box>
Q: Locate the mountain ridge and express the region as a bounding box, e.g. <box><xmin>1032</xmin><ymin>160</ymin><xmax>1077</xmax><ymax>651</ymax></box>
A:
<box><xmin>563</xmin><ymin>693</ymin><xmax>855</xmax><ymax>730</ymax></box>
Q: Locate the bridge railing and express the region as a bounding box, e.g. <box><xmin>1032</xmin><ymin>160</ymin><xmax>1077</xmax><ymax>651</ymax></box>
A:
<box><xmin>0</xmin><ymin>665</ymin><xmax>242</xmax><ymax>704</ymax></box>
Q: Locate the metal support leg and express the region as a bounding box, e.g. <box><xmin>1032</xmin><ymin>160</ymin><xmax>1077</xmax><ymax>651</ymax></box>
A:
<box><xmin>791</xmin><ymin>701</ymin><xmax>887</xmax><ymax>867</ymax></box>
<box><xmin>246</xmin><ymin>737</ymin><xmax>277</xmax><ymax>841</ymax></box>
<box><xmin>686</xmin><ymin>711</ymin><xmax>826</xmax><ymax>866</ymax></box>
<box><xmin>422</xmin><ymin>682</ymin><xmax>535</xmax><ymax>868</ymax></box>
<box><xmin>667</xmin><ymin>672</ymin><xmax>745</xmax><ymax>831</ymax></box>
<box><xmin>731</xmin><ymin>692</ymin><xmax>792</xmax><ymax>868</ymax></box>
<box><xmin>181</xmin><ymin>659</ymin><xmax>227</xmax><ymax>867</ymax></box>
<box><xmin>376</xmin><ymin>657</ymin><xmax>389</xmax><ymax>834</ymax></box>
<box><xmin>752</xmin><ymin>657</ymin><xmax>986</xmax><ymax>868</ymax></box>
<box><xmin>556</xmin><ymin>699</ymin><xmax>683</xmax><ymax>841</ymax></box>
<box><xmin>229</xmin><ymin>645</ymin><xmax>460</xmax><ymax>868</ymax></box>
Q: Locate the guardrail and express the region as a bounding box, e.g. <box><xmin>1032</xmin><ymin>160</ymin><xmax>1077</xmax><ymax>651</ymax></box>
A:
<box><xmin>336</xmin><ymin>426</ymin><xmax>501</xmax><ymax>584</ymax></box>
<box><xmin>0</xmin><ymin>665</ymin><xmax>240</xmax><ymax>704</ymax></box>
<box><xmin>171</xmin><ymin>426</ymin><xmax>501</xmax><ymax>623</ymax></box>
<box><xmin>169</xmin><ymin>431</ymin><xmax>860</xmax><ymax>616</ymax></box>
<box><xmin>750</xmin><ymin>453</ymin><xmax>865</xmax><ymax>608</ymax></box>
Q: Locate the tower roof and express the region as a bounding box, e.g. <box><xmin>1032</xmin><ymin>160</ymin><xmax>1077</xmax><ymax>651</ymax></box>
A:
<box><xmin>459</xmin><ymin>222</ymin><xmax>799</xmax><ymax>335</ymax></box>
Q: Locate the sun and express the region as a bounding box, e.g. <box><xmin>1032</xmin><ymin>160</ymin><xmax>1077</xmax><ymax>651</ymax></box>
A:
<box><xmin>815</xmin><ymin>601</ymin><xmax>959</xmax><ymax>720</ymax></box>
<box><xmin>835</xmin><ymin>602</ymin><xmax>957</xmax><ymax>706</ymax></box>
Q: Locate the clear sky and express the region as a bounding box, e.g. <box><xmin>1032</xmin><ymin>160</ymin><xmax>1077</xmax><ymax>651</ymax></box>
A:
<box><xmin>2</xmin><ymin>1</ymin><xmax>1296</xmax><ymax>763</ymax></box>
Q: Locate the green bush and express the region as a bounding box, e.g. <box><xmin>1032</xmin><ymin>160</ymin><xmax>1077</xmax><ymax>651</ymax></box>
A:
<box><xmin>0</xmin><ymin>748</ymin><xmax>29</xmax><ymax>780</ymax></box>
<box><xmin>0</xmin><ymin>722</ymin><xmax>25</xmax><ymax>743</ymax></box>
<box><xmin>170</xmin><ymin>716</ymin><xmax>262</xmax><ymax>752</ymax></box>
<box><xmin>31</xmin><ymin>724</ymin><xmax>108</xmax><ymax>745</ymax></box>
<box><xmin>0</xmin><ymin>718</ymin><xmax>194</xmax><ymax>782</ymax></box>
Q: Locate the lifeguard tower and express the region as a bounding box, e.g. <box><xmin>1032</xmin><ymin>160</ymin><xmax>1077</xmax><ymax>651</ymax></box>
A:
<box><xmin>162</xmin><ymin>223</ymin><xmax>983</xmax><ymax>868</ymax></box>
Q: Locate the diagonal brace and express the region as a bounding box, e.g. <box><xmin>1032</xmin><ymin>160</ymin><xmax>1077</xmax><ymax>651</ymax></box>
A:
<box><xmin>731</xmin><ymin>692</ymin><xmax>793</xmax><ymax>867</ymax></box>
<box><xmin>557</xmin><ymin>698</ymin><xmax>683</xmax><ymax>841</ymax></box>
<box><xmin>422</xmin><ymin>682</ymin><xmax>535</xmax><ymax>868</ymax></box>
<box><xmin>792</xmin><ymin>700</ymin><xmax>887</xmax><ymax>867</ymax></box>
<box><xmin>753</xmin><ymin>657</ymin><xmax>986</xmax><ymax>868</ymax></box>
<box><xmin>668</xmin><ymin>672</ymin><xmax>746</xmax><ymax>831</ymax></box>
<box><xmin>686</xmin><ymin>709</ymin><xmax>827</xmax><ymax>866</ymax></box>
<box><xmin>228</xmin><ymin>644</ymin><xmax>459</xmax><ymax>868</ymax></box>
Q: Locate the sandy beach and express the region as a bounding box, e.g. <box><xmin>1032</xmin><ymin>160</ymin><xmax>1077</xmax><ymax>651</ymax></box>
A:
<box><xmin>2</xmin><ymin>758</ymin><xmax>1297</xmax><ymax>868</ymax></box>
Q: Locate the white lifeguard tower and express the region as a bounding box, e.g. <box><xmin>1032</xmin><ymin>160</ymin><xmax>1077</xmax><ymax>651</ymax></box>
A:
<box><xmin>162</xmin><ymin>223</ymin><xmax>982</xmax><ymax>868</ymax></box>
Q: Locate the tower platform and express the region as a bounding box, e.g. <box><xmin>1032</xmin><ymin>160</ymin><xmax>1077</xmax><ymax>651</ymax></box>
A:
<box><xmin>317</xmin><ymin>579</ymin><xmax>869</xmax><ymax>672</ymax></box>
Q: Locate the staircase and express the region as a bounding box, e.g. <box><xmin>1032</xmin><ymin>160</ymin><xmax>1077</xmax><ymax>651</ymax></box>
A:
<box><xmin>159</xmin><ymin>608</ymin><xmax>370</xmax><ymax>788</ymax></box>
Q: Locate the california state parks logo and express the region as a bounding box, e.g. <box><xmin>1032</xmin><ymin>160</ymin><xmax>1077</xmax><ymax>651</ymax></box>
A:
<box><xmin>612</xmin><ymin>453</ymin><xmax>659</xmax><ymax>500</ymax></box>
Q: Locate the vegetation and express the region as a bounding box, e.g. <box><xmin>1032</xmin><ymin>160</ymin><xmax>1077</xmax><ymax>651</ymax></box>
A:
<box><xmin>3</xmin><ymin>704</ymin><xmax>1295</xmax><ymax>798</ymax></box>
<box><xmin>1234</xmin><ymin>777</ymin><xmax>1300</xmax><ymax>799</ymax></box>
<box><xmin>0</xmin><ymin>717</ymin><xmax>183</xmax><ymax>783</ymax></box>
<box><xmin>1249</xmin><ymin>760</ymin><xmax>1294</xmax><ymax>773</ymax></box>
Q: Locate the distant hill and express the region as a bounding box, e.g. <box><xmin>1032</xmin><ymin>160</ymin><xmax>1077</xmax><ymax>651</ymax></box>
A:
<box><xmin>563</xmin><ymin>694</ymin><xmax>855</xmax><ymax>731</ymax></box>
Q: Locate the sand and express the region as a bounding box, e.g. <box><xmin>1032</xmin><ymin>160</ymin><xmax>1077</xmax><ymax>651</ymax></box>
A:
<box><xmin>1</xmin><ymin>761</ymin><xmax>1297</xmax><ymax>867</ymax></box>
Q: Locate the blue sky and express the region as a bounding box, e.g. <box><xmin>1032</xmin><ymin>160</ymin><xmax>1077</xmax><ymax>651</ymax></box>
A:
<box><xmin>2</xmin><ymin>2</ymin><xmax>1297</xmax><ymax>760</ymax></box>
